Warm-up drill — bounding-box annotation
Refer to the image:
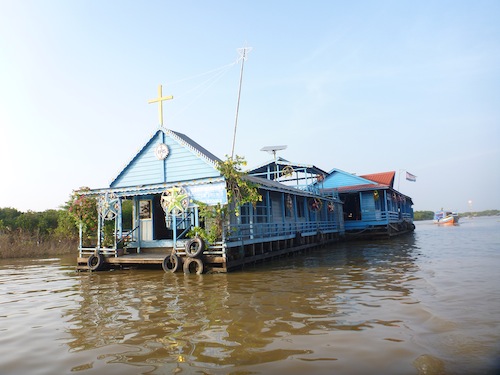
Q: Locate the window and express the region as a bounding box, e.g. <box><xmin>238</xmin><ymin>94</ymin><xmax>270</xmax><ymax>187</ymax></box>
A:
<box><xmin>240</xmin><ymin>204</ymin><xmax>251</xmax><ymax>224</ymax></box>
<box><xmin>255</xmin><ymin>193</ymin><xmax>269</xmax><ymax>223</ymax></box>
<box><xmin>139</xmin><ymin>200</ymin><xmax>152</xmax><ymax>219</ymax></box>
<box><xmin>296</xmin><ymin>196</ymin><xmax>304</xmax><ymax>218</ymax></box>
<box><xmin>285</xmin><ymin>194</ymin><xmax>293</xmax><ymax>217</ymax></box>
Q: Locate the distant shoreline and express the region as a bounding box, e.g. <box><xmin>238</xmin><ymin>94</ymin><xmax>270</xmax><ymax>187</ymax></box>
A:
<box><xmin>413</xmin><ymin>210</ymin><xmax>500</xmax><ymax>221</ymax></box>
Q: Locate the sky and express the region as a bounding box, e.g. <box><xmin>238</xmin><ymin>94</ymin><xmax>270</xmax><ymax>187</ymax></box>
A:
<box><xmin>1</xmin><ymin>0</ymin><xmax>499</xmax><ymax>214</ymax></box>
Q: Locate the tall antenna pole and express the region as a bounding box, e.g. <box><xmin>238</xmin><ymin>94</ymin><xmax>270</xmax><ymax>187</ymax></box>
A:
<box><xmin>231</xmin><ymin>47</ymin><xmax>252</xmax><ymax>159</ymax></box>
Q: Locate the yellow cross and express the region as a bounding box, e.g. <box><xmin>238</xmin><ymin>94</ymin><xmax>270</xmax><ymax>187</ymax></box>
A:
<box><xmin>148</xmin><ymin>85</ymin><xmax>173</xmax><ymax>126</ymax></box>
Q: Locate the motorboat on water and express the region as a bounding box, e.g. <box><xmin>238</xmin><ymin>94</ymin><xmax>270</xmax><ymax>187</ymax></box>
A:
<box><xmin>434</xmin><ymin>210</ymin><xmax>459</xmax><ymax>226</ymax></box>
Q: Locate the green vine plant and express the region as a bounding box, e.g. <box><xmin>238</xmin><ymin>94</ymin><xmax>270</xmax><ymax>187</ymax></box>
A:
<box><xmin>187</xmin><ymin>155</ymin><xmax>261</xmax><ymax>244</ymax></box>
<box><xmin>185</xmin><ymin>202</ymin><xmax>225</xmax><ymax>244</ymax></box>
<box><xmin>67</xmin><ymin>187</ymin><xmax>98</xmax><ymax>246</ymax></box>
<box><xmin>216</xmin><ymin>155</ymin><xmax>262</xmax><ymax>216</ymax></box>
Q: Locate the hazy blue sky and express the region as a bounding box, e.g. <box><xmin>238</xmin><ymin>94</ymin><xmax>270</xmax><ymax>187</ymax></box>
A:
<box><xmin>1</xmin><ymin>0</ymin><xmax>499</xmax><ymax>213</ymax></box>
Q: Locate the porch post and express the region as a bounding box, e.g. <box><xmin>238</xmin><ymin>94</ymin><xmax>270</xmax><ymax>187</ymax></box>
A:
<box><xmin>134</xmin><ymin>198</ymin><xmax>141</xmax><ymax>253</ymax></box>
<box><xmin>116</xmin><ymin>198</ymin><xmax>123</xmax><ymax>244</ymax></box>
<box><xmin>384</xmin><ymin>191</ymin><xmax>389</xmax><ymax>224</ymax></box>
<box><xmin>293</xmin><ymin>195</ymin><xmax>298</xmax><ymax>232</ymax></box>
<box><xmin>172</xmin><ymin>214</ymin><xmax>177</xmax><ymax>249</ymax></box>
<box><xmin>97</xmin><ymin>213</ymin><xmax>102</xmax><ymax>250</ymax></box>
<box><xmin>194</xmin><ymin>206</ymin><xmax>199</xmax><ymax>228</ymax></box>
<box><xmin>78</xmin><ymin>222</ymin><xmax>83</xmax><ymax>256</ymax></box>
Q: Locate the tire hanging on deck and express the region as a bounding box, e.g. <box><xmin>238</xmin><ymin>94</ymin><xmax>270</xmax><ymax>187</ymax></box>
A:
<box><xmin>162</xmin><ymin>253</ymin><xmax>181</xmax><ymax>273</ymax></box>
<box><xmin>184</xmin><ymin>237</ymin><xmax>205</xmax><ymax>258</ymax></box>
<box><xmin>183</xmin><ymin>257</ymin><xmax>204</xmax><ymax>275</ymax></box>
<box><xmin>87</xmin><ymin>253</ymin><xmax>105</xmax><ymax>271</ymax></box>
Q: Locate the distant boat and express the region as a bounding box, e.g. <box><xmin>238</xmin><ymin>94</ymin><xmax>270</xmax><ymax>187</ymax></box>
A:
<box><xmin>434</xmin><ymin>210</ymin><xmax>459</xmax><ymax>226</ymax></box>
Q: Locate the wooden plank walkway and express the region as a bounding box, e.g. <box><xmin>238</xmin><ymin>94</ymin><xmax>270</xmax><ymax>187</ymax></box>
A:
<box><xmin>76</xmin><ymin>252</ymin><xmax>227</xmax><ymax>272</ymax></box>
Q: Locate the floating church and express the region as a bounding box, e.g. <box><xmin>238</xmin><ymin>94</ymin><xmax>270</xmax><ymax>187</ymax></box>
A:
<box><xmin>77</xmin><ymin>81</ymin><xmax>414</xmax><ymax>274</ymax></box>
<box><xmin>77</xmin><ymin>84</ymin><xmax>348</xmax><ymax>273</ymax></box>
<box><xmin>77</xmin><ymin>129</ymin><xmax>345</xmax><ymax>273</ymax></box>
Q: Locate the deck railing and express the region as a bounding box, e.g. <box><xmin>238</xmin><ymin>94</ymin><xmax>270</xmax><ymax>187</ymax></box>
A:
<box><xmin>116</xmin><ymin>226</ymin><xmax>140</xmax><ymax>248</ymax></box>
<box><xmin>344</xmin><ymin>209</ymin><xmax>413</xmax><ymax>230</ymax></box>
<box><xmin>357</xmin><ymin>210</ymin><xmax>413</xmax><ymax>222</ymax></box>
<box><xmin>79</xmin><ymin>226</ymin><xmax>140</xmax><ymax>257</ymax></box>
<box><xmin>225</xmin><ymin>220</ymin><xmax>341</xmax><ymax>243</ymax></box>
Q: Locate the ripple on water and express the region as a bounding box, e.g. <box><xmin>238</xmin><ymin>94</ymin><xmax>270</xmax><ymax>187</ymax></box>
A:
<box><xmin>0</xmin><ymin>218</ymin><xmax>499</xmax><ymax>374</ymax></box>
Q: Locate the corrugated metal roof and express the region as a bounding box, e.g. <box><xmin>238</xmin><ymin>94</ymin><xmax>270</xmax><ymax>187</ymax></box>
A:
<box><xmin>248</xmin><ymin>157</ymin><xmax>328</xmax><ymax>177</ymax></box>
<box><xmin>359</xmin><ymin>171</ymin><xmax>395</xmax><ymax>187</ymax></box>
<box><xmin>245</xmin><ymin>175</ymin><xmax>327</xmax><ymax>198</ymax></box>
<box><xmin>321</xmin><ymin>183</ymin><xmax>413</xmax><ymax>204</ymax></box>
<box><xmin>321</xmin><ymin>183</ymin><xmax>383</xmax><ymax>195</ymax></box>
<box><xmin>335</xmin><ymin>184</ymin><xmax>386</xmax><ymax>193</ymax></box>
<box><xmin>169</xmin><ymin>129</ymin><xmax>222</xmax><ymax>164</ymax></box>
<box><xmin>86</xmin><ymin>174</ymin><xmax>335</xmax><ymax>202</ymax></box>
<box><xmin>83</xmin><ymin>177</ymin><xmax>226</xmax><ymax>197</ymax></box>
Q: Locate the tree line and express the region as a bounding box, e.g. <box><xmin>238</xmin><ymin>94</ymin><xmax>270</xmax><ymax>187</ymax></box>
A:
<box><xmin>0</xmin><ymin>206</ymin><xmax>77</xmax><ymax>259</ymax></box>
<box><xmin>0</xmin><ymin>187</ymin><xmax>135</xmax><ymax>238</ymax></box>
<box><xmin>0</xmin><ymin>190</ymin><xmax>98</xmax><ymax>258</ymax></box>
<box><xmin>0</xmin><ymin>207</ymin><xmax>76</xmax><ymax>240</ymax></box>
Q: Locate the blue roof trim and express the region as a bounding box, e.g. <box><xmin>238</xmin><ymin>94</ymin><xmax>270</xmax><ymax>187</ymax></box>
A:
<box><xmin>109</xmin><ymin>128</ymin><xmax>223</xmax><ymax>188</ymax></box>
<box><xmin>168</xmin><ymin>129</ymin><xmax>222</xmax><ymax>165</ymax></box>
<box><xmin>89</xmin><ymin>177</ymin><xmax>226</xmax><ymax>197</ymax></box>
<box><xmin>110</xmin><ymin>129</ymin><xmax>163</xmax><ymax>187</ymax></box>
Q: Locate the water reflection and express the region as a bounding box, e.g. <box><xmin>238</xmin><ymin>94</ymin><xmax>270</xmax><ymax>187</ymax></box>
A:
<box><xmin>63</xmin><ymin>234</ymin><xmax>423</xmax><ymax>373</ymax></box>
<box><xmin>3</xmin><ymin>222</ymin><xmax>499</xmax><ymax>374</ymax></box>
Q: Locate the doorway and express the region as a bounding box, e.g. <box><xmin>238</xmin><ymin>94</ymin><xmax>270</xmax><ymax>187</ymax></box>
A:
<box><xmin>139</xmin><ymin>199</ymin><xmax>153</xmax><ymax>241</ymax></box>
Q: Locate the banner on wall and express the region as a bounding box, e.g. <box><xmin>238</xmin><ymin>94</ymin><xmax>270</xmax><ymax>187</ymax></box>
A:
<box><xmin>185</xmin><ymin>182</ymin><xmax>228</xmax><ymax>205</ymax></box>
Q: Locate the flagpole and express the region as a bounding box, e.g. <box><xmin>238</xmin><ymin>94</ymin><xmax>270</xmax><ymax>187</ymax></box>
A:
<box><xmin>231</xmin><ymin>46</ymin><xmax>252</xmax><ymax>159</ymax></box>
<box><xmin>398</xmin><ymin>169</ymin><xmax>405</xmax><ymax>191</ymax></box>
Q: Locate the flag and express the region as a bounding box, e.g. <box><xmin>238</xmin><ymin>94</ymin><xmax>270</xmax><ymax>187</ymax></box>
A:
<box><xmin>406</xmin><ymin>172</ymin><xmax>417</xmax><ymax>182</ymax></box>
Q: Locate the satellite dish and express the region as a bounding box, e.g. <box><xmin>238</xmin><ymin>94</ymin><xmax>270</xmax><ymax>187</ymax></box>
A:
<box><xmin>260</xmin><ymin>145</ymin><xmax>287</xmax><ymax>159</ymax></box>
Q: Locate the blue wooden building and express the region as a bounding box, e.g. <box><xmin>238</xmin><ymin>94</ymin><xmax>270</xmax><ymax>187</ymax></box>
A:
<box><xmin>247</xmin><ymin>157</ymin><xmax>344</xmax><ymax>239</ymax></box>
<box><xmin>318</xmin><ymin>169</ymin><xmax>414</xmax><ymax>238</ymax></box>
<box><xmin>77</xmin><ymin>128</ymin><xmax>345</xmax><ymax>273</ymax></box>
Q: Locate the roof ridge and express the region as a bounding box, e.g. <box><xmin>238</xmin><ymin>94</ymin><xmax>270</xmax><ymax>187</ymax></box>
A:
<box><xmin>165</xmin><ymin>128</ymin><xmax>222</xmax><ymax>166</ymax></box>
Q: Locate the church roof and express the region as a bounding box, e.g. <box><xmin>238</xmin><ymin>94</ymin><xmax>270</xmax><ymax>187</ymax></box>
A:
<box><xmin>109</xmin><ymin>127</ymin><xmax>222</xmax><ymax>188</ymax></box>
<box><xmin>169</xmin><ymin>129</ymin><xmax>222</xmax><ymax>164</ymax></box>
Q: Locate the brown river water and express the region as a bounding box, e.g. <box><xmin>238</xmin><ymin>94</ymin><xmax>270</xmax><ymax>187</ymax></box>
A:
<box><xmin>1</xmin><ymin>217</ymin><xmax>499</xmax><ymax>375</ymax></box>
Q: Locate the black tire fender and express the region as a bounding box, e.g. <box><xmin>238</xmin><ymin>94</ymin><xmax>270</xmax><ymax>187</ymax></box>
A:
<box><xmin>185</xmin><ymin>237</ymin><xmax>205</xmax><ymax>258</ymax></box>
<box><xmin>183</xmin><ymin>257</ymin><xmax>204</xmax><ymax>275</ymax></box>
<box><xmin>87</xmin><ymin>253</ymin><xmax>105</xmax><ymax>271</ymax></box>
<box><xmin>162</xmin><ymin>253</ymin><xmax>181</xmax><ymax>273</ymax></box>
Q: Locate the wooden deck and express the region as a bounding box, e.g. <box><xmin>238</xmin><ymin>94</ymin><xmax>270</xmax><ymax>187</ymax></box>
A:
<box><xmin>77</xmin><ymin>252</ymin><xmax>226</xmax><ymax>272</ymax></box>
<box><xmin>77</xmin><ymin>231</ymin><xmax>342</xmax><ymax>273</ymax></box>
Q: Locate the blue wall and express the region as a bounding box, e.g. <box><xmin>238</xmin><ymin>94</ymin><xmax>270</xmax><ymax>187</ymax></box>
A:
<box><xmin>111</xmin><ymin>130</ymin><xmax>221</xmax><ymax>188</ymax></box>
